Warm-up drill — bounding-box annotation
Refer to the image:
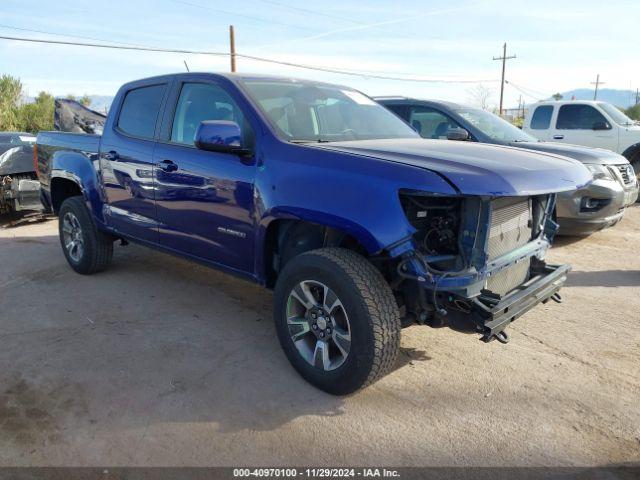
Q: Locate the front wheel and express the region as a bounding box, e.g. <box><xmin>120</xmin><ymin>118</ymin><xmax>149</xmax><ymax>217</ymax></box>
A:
<box><xmin>58</xmin><ymin>196</ymin><xmax>113</xmax><ymax>274</ymax></box>
<box><xmin>274</xmin><ymin>248</ymin><xmax>400</xmax><ymax>395</ymax></box>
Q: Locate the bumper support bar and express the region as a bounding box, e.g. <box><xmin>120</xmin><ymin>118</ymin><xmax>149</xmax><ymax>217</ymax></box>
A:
<box><xmin>471</xmin><ymin>263</ymin><xmax>571</xmax><ymax>342</ymax></box>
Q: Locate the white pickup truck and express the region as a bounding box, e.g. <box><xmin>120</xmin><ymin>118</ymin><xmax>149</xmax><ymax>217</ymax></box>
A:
<box><xmin>523</xmin><ymin>100</ymin><xmax>640</xmax><ymax>183</ymax></box>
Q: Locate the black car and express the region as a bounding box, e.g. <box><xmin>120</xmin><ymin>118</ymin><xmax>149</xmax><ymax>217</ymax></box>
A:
<box><xmin>0</xmin><ymin>132</ymin><xmax>42</xmax><ymax>215</ymax></box>
<box><xmin>377</xmin><ymin>97</ymin><xmax>639</xmax><ymax>235</ymax></box>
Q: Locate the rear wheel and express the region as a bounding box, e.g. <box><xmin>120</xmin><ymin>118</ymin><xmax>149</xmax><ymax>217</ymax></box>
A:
<box><xmin>274</xmin><ymin>248</ymin><xmax>400</xmax><ymax>395</ymax></box>
<box><xmin>58</xmin><ymin>196</ymin><xmax>113</xmax><ymax>274</ymax></box>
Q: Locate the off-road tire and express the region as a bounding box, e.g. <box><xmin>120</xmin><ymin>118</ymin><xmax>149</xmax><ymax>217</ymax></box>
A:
<box><xmin>274</xmin><ymin>248</ymin><xmax>400</xmax><ymax>395</ymax></box>
<box><xmin>58</xmin><ymin>196</ymin><xmax>113</xmax><ymax>274</ymax></box>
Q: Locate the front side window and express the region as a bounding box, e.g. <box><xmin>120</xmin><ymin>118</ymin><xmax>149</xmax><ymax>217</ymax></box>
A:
<box><xmin>457</xmin><ymin>108</ymin><xmax>536</xmax><ymax>142</ymax></box>
<box><xmin>409</xmin><ymin>107</ymin><xmax>461</xmax><ymax>139</ymax></box>
<box><xmin>240</xmin><ymin>79</ymin><xmax>417</xmax><ymax>143</ymax></box>
<box><xmin>117</xmin><ymin>84</ymin><xmax>166</xmax><ymax>139</ymax></box>
<box><xmin>556</xmin><ymin>104</ymin><xmax>610</xmax><ymax>130</ymax></box>
<box><xmin>530</xmin><ymin>105</ymin><xmax>553</xmax><ymax>130</ymax></box>
<box><xmin>171</xmin><ymin>83</ymin><xmax>245</xmax><ymax>146</ymax></box>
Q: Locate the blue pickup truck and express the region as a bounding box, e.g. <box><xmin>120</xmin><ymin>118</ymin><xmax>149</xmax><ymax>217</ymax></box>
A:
<box><xmin>37</xmin><ymin>73</ymin><xmax>591</xmax><ymax>394</ymax></box>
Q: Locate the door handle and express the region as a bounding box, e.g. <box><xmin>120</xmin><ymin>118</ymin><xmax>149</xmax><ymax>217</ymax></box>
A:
<box><xmin>104</xmin><ymin>150</ymin><xmax>119</xmax><ymax>161</ymax></box>
<box><xmin>156</xmin><ymin>159</ymin><xmax>178</xmax><ymax>172</ymax></box>
<box><xmin>552</xmin><ymin>135</ymin><xmax>564</xmax><ymax>140</ymax></box>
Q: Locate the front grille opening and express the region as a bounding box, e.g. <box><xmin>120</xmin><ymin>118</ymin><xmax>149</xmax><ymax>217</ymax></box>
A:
<box><xmin>484</xmin><ymin>197</ymin><xmax>534</xmax><ymax>296</ymax></box>
<box><xmin>487</xmin><ymin>197</ymin><xmax>533</xmax><ymax>261</ymax></box>
<box><xmin>615</xmin><ymin>164</ymin><xmax>634</xmax><ymax>185</ymax></box>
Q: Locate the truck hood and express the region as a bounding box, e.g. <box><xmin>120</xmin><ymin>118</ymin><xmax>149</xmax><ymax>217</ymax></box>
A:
<box><xmin>312</xmin><ymin>138</ymin><xmax>592</xmax><ymax>196</ymax></box>
<box><xmin>508</xmin><ymin>141</ymin><xmax>628</xmax><ymax>165</ymax></box>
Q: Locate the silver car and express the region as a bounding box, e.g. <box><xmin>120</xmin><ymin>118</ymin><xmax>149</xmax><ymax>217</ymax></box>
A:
<box><xmin>377</xmin><ymin>97</ymin><xmax>639</xmax><ymax>235</ymax></box>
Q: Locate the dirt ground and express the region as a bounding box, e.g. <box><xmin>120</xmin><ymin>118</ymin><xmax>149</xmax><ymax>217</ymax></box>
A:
<box><xmin>0</xmin><ymin>207</ymin><xmax>638</xmax><ymax>468</ymax></box>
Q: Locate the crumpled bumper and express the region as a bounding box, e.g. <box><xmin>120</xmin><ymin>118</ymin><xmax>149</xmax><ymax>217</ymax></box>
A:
<box><xmin>1</xmin><ymin>178</ymin><xmax>43</xmax><ymax>212</ymax></box>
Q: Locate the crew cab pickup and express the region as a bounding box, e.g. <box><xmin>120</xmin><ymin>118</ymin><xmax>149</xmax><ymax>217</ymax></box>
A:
<box><xmin>523</xmin><ymin>100</ymin><xmax>640</xmax><ymax>184</ymax></box>
<box><xmin>37</xmin><ymin>73</ymin><xmax>592</xmax><ymax>394</ymax></box>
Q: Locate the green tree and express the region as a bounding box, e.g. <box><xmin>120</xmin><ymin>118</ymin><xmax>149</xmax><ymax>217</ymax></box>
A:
<box><xmin>18</xmin><ymin>91</ymin><xmax>55</xmax><ymax>133</ymax></box>
<box><xmin>625</xmin><ymin>104</ymin><xmax>640</xmax><ymax>121</ymax></box>
<box><xmin>80</xmin><ymin>95</ymin><xmax>91</xmax><ymax>107</ymax></box>
<box><xmin>0</xmin><ymin>74</ymin><xmax>23</xmax><ymax>131</ymax></box>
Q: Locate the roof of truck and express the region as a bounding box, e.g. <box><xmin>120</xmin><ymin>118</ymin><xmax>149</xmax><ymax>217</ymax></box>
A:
<box><xmin>120</xmin><ymin>72</ymin><xmax>354</xmax><ymax>90</ymax></box>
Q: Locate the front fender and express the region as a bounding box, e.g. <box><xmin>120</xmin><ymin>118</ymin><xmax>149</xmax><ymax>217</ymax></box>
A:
<box><xmin>622</xmin><ymin>142</ymin><xmax>640</xmax><ymax>161</ymax></box>
<box><xmin>258</xmin><ymin>207</ymin><xmax>383</xmax><ymax>255</ymax></box>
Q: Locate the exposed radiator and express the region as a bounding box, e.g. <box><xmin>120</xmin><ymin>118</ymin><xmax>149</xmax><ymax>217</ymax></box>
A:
<box><xmin>485</xmin><ymin>197</ymin><xmax>533</xmax><ymax>296</ymax></box>
<box><xmin>486</xmin><ymin>258</ymin><xmax>531</xmax><ymax>296</ymax></box>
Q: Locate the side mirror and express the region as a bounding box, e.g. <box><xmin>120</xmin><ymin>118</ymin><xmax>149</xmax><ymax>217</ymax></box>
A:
<box><xmin>194</xmin><ymin>121</ymin><xmax>249</xmax><ymax>155</ymax></box>
<box><xmin>446</xmin><ymin>127</ymin><xmax>470</xmax><ymax>141</ymax></box>
<box><xmin>592</xmin><ymin>121</ymin><xmax>610</xmax><ymax>131</ymax></box>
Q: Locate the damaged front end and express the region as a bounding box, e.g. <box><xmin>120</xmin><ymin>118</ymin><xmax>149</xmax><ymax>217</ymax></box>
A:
<box><xmin>388</xmin><ymin>191</ymin><xmax>568</xmax><ymax>343</ymax></box>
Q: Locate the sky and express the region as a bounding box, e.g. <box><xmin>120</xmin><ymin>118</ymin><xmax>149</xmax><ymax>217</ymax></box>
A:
<box><xmin>1</xmin><ymin>0</ymin><xmax>639</xmax><ymax>109</ymax></box>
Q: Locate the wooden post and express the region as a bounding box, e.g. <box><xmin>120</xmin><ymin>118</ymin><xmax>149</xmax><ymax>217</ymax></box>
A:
<box><xmin>229</xmin><ymin>25</ymin><xmax>236</xmax><ymax>72</ymax></box>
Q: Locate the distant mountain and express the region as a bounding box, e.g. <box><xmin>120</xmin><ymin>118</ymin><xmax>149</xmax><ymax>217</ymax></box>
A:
<box><xmin>558</xmin><ymin>89</ymin><xmax>638</xmax><ymax>108</ymax></box>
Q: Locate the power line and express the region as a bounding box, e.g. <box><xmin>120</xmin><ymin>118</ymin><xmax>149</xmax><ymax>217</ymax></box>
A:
<box><xmin>505</xmin><ymin>80</ymin><xmax>545</xmax><ymax>101</ymax></box>
<box><xmin>0</xmin><ymin>34</ymin><xmax>498</xmax><ymax>84</ymax></box>
<box><xmin>0</xmin><ymin>23</ymin><xmax>147</xmax><ymax>47</ymax></box>
<box><xmin>0</xmin><ymin>34</ymin><xmax>228</xmax><ymax>56</ymax></box>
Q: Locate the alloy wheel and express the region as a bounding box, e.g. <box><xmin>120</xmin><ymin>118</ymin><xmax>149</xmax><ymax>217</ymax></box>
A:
<box><xmin>286</xmin><ymin>280</ymin><xmax>352</xmax><ymax>371</ymax></box>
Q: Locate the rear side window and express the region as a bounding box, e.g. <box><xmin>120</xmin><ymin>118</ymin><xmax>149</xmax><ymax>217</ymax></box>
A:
<box><xmin>409</xmin><ymin>107</ymin><xmax>461</xmax><ymax>139</ymax></box>
<box><xmin>117</xmin><ymin>84</ymin><xmax>166</xmax><ymax>139</ymax></box>
<box><xmin>530</xmin><ymin>105</ymin><xmax>553</xmax><ymax>130</ymax></box>
<box><xmin>556</xmin><ymin>104</ymin><xmax>610</xmax><ymax>130</ymax></box>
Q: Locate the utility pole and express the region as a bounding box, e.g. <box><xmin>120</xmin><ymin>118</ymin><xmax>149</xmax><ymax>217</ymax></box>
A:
<box><xmin>591</xmin><ymin>74</ymin><xmax>604</xmax><ymax>100</ymax></box>
<box><xmin>229</xmin><ymin>25</ymin><xmax>236</xmax><ymax>72</ymax></box>
<box><xmin>636</xmin><ymin>88</ymin><xmax>639</xmax><ymax>105</ymax></box>
<box><xmin>493</xmin><ymin>43</ymin><xmax>516</xmax><ymax>116</ymax></box>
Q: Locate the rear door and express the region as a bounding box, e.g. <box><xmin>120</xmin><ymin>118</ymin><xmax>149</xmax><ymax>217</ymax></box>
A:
<box><xmin>552</xmin><ymin>104</ymin><xmax>617</xmax><ymax>150</ymax></box>
<box><xmin>152</xmin><ymin>79</ymin><xmax>257</xmax><ymax>274</ymax></box>
<box><xmin>526</xmin><ymin>105</ymin><xmax>554</xmax><ymax>141</ymax></box>
<box><xmin>100</xmin><ymin>81</ymin><xmax>168</xmax><ymax>243</ymax></box>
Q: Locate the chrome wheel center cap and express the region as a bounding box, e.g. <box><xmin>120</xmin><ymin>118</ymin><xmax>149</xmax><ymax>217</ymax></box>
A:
<box><xmin>316</xmin><ymin>316</ymin><xmax>327</xmax><ymax>330</ymax></box>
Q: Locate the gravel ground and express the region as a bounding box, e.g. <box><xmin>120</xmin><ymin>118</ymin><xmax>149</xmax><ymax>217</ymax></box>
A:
<box><xmin>0</xmin><ymin>206</ymin><xmax>638</xmax><ymax>467</ymax></box>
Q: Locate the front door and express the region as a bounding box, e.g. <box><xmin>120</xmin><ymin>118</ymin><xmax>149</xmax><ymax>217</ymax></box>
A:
<box><xmin>100</xmin><ymin>83</ymin><xmax>168</xmax><ymax>243</ymax></box>
<box><xmin>152</xmin><ymin>81</ymin><xmax>256</xmax><ymax>274</ymax></box>
<box><xmin>553</xmin><ymin>103</ymin><xmax>618</xmax><ymax>151</ymax></box>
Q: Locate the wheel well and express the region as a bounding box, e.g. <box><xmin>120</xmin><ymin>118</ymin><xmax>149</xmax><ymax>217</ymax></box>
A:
<box><xmin>51</xmin><ymin>178</ymin><xmax>82</xmax><ymax>214</ymax></box>
<box><xmin>263</xmin><ymin>220</ymin><xmax>369</xmax><ymax>288</ymax></box>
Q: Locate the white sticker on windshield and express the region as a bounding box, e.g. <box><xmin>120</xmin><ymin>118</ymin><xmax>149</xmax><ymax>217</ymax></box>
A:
<box><xmin>342</xmin><ymin>90</ymin><xmax>377</xmax><ymax>106</ymax></box>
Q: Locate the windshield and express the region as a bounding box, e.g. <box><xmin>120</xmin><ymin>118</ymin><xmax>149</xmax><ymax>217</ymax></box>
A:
<box><xmin>598</xmin><ymin>102</ymin><xmax>636</xmax><ymax>126</ymax></box>
<box><xmin>456</xmin><ymin>108</ymin><xmax>537</xmax><ymax>143</ymax></box>
<box><xmin>241</xmin><ymin>79</ymin><xmax>418</xmax><ymax>142</ymax></box>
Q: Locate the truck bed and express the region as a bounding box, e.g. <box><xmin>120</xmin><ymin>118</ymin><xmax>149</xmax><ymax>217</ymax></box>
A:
<box><xmin>37</xmin><ymin>131</ymin><xmax>101</xmax><ymax>154</ymax></box>
<box><xmin>36</xmin><ymin>132</ymin><xmax>101</xmax><ymax>187</ymax></box>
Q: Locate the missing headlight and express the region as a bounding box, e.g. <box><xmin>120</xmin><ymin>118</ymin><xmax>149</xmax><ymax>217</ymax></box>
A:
<box><xmin>399</xmin><ymin>193</ymin><xmax>462</xmax><ymax>256</ymax></box>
